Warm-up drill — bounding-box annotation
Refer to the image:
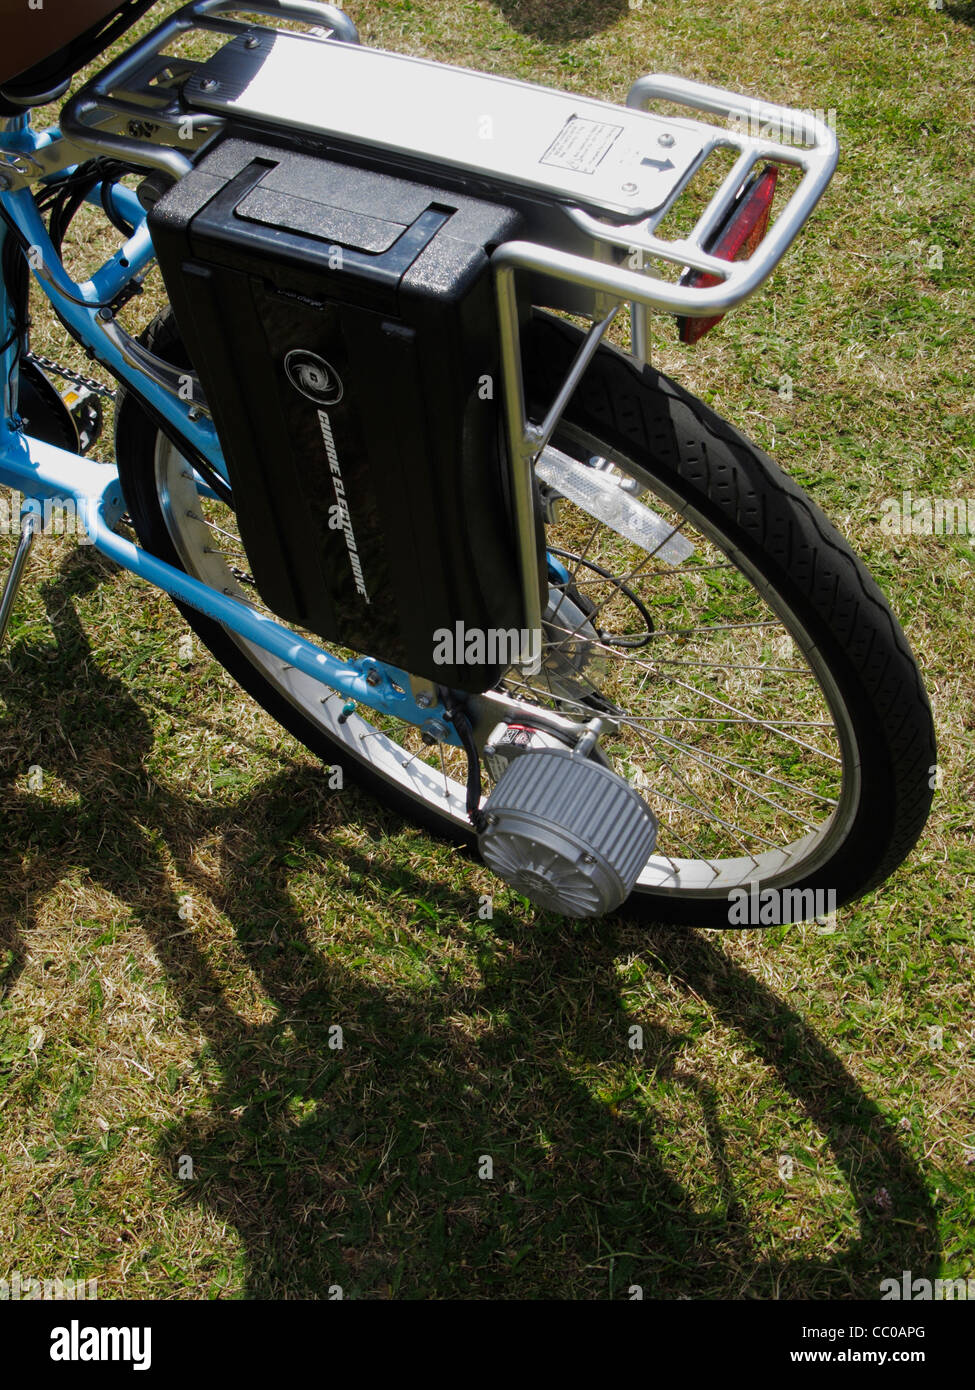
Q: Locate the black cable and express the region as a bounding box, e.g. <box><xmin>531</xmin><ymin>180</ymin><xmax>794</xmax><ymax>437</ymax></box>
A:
<box><xmin>49</xmin><ymin>180</ymin><xmax>92</xmax><ymax>255</ymax></box>
<box><xmin>547</xmin><ymin>545</ymin><xmax>655</xmax><ymax>649</ymax></box>
<box><xmin>0</xmin><ymin>176</ymin><xmax>119</xmax><ymax>312</ymax></box>
<box><xmin>121</xmin><ymin>384</ymin><xmax>235</xmax><ymax>510</ymax></box>
<box><xmin>49</xmin><ymin>161</ymin><xmax>112</xmax><ymax>254</ymax></box>
<box><xmin>1</xmin><ymin>164</ymin><xmax>232</xmax><ymax>517</ymax></box>
<box><xmin>29</xmin><ymin>159</ymin><xmax>135</xmax><ymax>258</ymax></box>
<box><xmin>1</xmin><ymin>206</ymin><xmax>28</xmax><ymax>343</ymax></box>
<box><xmin>439</xmin><ymin>690</ymin><xmax>486</xmax><ymax>831</ymax></box>
<box><xmin>101</xmin><ymin>177</ymin><xmax>135</xmax><ymax>240</ymax></box>
<box><xmin>179</xmin><ymin>442</ymin><xmax>234</xmax><ymax>510</ymax></box>
<box><xmin>0</xmin><ymin>203</ymin><xmax>31</xmax><ymax>407</ymax></box>
<box><xmin>0</xmin><ymin>201</ymin><xmax>233</xmax><ymax>507</ymax></box>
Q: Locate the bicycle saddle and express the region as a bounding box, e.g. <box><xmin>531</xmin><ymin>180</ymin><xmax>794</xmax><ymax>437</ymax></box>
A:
<box><xmin>0</xmin><ymin>0</ymin><xmax>154</xmax><ymax>112</ymax></box>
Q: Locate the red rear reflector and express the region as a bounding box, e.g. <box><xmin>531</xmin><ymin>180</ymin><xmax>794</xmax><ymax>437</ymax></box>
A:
<box><xmin>677</xmin><ymin>163</ymin><xmax>779</xmax><ymax>345</ymax></box>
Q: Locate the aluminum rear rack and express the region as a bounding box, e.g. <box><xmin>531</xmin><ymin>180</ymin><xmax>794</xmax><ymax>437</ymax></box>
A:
<box><xmin>58</xmin><ymin>0</ymin><xmax>838</xmax><ymax>662</ymax></box>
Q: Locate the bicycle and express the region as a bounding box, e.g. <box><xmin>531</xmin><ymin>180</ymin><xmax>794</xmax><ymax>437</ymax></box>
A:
<box><xmin>0</xmin><ymin>0</ymin><xmax>936</xmax><ymax>926</ymax></box>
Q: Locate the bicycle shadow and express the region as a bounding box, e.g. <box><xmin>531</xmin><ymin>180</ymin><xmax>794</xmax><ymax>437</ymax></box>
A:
<box><xmin>0</xmin><ymin>549</ymin><xmax>939</xmax><ymax>1298</ymax></box>
<box><xmin>160</xmin><ymin>836</ymin><xmax>938</xmax><ymax>1298</ymax></box>
<box><xmin>0</xmin><ymin>546</ymin><xmax>164</xmax><ymax>990</ymax></box>
<box><xmin>491</xmin><ymin>0</ymin><xmax>631</xmax><ymax>43</ymax></box>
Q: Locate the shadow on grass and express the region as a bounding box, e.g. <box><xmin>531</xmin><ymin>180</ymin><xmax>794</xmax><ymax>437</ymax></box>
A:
<box><xmin>491</xmin><ymin>0</ymin><xmax>631</xmax><ymax>43</ymax></box>
<box><xmin>0</xmin><ymin>550</ymin><xmax>939</xmax><ymax>1298</ymax></box>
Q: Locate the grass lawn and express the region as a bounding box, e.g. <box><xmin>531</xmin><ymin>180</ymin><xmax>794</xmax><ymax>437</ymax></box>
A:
<box><xmin>0</xmin><ymin>0</ymin><xmax>972</xmax><ymax>1299</ymax></box>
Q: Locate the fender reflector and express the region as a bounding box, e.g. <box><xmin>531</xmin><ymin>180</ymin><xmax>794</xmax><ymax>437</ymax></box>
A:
<box><xmin>677</xmin><ymin>163</ymin><xmax>779</xmax><ymax>345</ymax></box>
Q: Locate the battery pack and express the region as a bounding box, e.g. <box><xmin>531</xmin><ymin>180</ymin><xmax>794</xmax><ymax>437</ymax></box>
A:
<box><xmin>148</xmin><ymin>136</ymin><xmax>529</xmax><ymax>691</ymax></box>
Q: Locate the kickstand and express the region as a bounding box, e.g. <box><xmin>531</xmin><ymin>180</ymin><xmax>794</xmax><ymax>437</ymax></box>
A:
<box><xmin>0</xmin><ymin>511</ymin><xmax>38</xmax><ymax>650</ymax></box>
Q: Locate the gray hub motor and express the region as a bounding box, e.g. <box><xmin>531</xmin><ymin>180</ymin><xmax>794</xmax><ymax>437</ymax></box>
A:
<box><xmin>478</xmin><ymin>747</ymin><xmax>657</xmax><ymax>918</ymax></box>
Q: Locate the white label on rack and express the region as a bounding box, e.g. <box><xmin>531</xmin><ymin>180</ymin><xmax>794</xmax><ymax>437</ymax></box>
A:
<box><xmin>540</xmin><ymin>116</ymin><xmax>623</xmax><ymax>175</ymax></box>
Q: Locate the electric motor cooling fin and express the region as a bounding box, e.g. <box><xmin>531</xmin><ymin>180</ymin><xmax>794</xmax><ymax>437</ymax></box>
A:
<box><xmin>478</xmin><ymin>749</ymin><xmax>657</xmax><ymax>918</ymax></box>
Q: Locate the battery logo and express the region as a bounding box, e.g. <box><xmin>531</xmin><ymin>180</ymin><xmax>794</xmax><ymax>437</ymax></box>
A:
<box><xmin>317</xmin><ymin>409</ymin><xmax>370</xmax><ymax>604</ymax></box>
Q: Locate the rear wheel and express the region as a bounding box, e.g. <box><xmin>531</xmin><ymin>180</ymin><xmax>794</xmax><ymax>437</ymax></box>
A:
<box><xmin>115</xmin><ymin>308</ymin><xmax>935</xmax><ymax>926</ymax></box>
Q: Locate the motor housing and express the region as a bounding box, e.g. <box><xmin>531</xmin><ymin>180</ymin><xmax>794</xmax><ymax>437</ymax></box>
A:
<box><xmin>478</xmin><ymin>747</ymin><xmax>657</xmax><ymax>918</ymax></box>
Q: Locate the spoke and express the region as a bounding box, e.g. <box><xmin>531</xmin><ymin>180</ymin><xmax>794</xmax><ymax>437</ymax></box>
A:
<box><xmin>644</xmin><ymin>729</ymin><xmax>838</xmax><ymax>806</ymax></box>
<box><xmin>186</xmin><ymin>510</ymin><xmax>247</xmax><ymax>546</ymax></box>
<box><xmin>572</xmin><ymin>559</ymin><xmax>736</xmax><ymax>587</ymax></box>
<box><xmin>540</xmin><ymin>656</ymin><xmax>558</xmax><ymax>702</ymax></box>
<box><xmin>639</xmin><ymin>727</ymin><xmax>824</xmax><ymax>831</ymax></box>
<box><xmin>649</xmin><ymin>815</ymin><xmax>722</xmax><ymax>879</ymax></box>
<box><xmin>501</xmin><ymin>676</ymin><xmax>600</xmax><ymax>720</ymax></box>
<box><xmin>629</xmin><ymin>721</ymin><xmax>769</xmax><ymax>858</ymax></box>
<box><xmin>648</xmin><ymin>658</ymin><xmax>807</xmax><ymax>674</ymax></box>
<box><xmin>539</xmin><ymin>621</ymin><xmax>803</xmax><ymax>680</ymax></box>
<box><xmin>539</xmin><ymin>623</ymin><xmax>807</xmax><ymax>700</ymax></box>
<box><xmin>548</xmin><ymin>518</ymin><xmax>603</xmax><ymax>628</ymax></box>
<box><xmin>554</xmin><ymin>516</ymin><xmax>694</xmax><ymax>646</ymax></box>
<box><xmin>624</xmin><ymin>715</ymin><xmax>834</xmax><ymax>728</ymax></box>
<box><xmin>523</xmin><ymin>627</ymin><xmax>841</xmax><ymax>762</ymax></box>
<box><xmin>621</xmin><ymin>656</ymin><xmax>842</xmax><ymax>762</ymax></box>
<box><xmin>648</xmin><ymin>620</ymin><xmax>782</xmax><ymax>637</ymax></box>
<box><xmin>646</xmin><ymin>788</ymin><xmax>749</xmax><ymax>870</ymax></box>
<box><xmin>504</xmin><ymin>670</ymin><xmax>839</xmax><ymax>788</ymax></box>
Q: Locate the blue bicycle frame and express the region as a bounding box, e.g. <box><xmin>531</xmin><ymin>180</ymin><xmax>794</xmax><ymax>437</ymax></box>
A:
<box><xmin>0</xmin><ymin>110</ymin><xmax>461</xmax><ymax>743</ymax></box>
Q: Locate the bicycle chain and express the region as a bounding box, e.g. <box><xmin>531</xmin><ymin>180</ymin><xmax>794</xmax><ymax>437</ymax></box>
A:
<box><xmin>26</xmin><ymin>353</ymin><xmax>117</xmax><ymax>401</ymax></box>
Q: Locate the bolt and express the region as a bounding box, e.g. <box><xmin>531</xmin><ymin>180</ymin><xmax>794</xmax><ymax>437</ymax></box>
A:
<box><xmin>658</xmin><ymin>132</ymin><xmax>675</xmax><ymax>148</ymax></box>
<box><xmin>187</xmin><ymin>406</ymin><xmax>202</xmax><ymax>422</ymax></box>
<box><xmin>200</xmin><ymin>77</ymin><xmax>219</xmax><ymax>92</ymax></box>
<box><xmin>244</xmin><ymin>35</ymin><xmax>260</xmax><ymax>49</ymax></box>
<box><xmin>620</xmin><ymin>181</ymin><xmax>639</xmax><ymax>195</ymax></box>
<box><xmin>416</xmin><ymin>692</ymin><xmax>433</xmax><ymax>709</ymax></box>
<box><xmin>421</xmin><ymin>718</ymin><xmax>450</xmax><ymax>743</ymax></box>
<box><xmin>365</xmin><ymin>668</ymin><xmax>381</xmax><ymax>687</ymax></box>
